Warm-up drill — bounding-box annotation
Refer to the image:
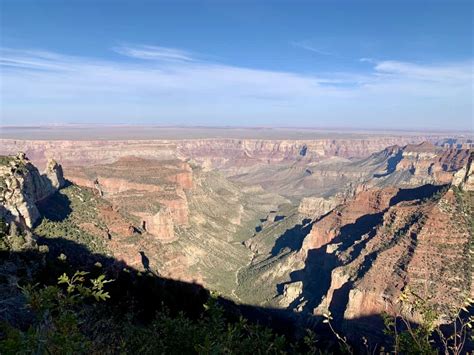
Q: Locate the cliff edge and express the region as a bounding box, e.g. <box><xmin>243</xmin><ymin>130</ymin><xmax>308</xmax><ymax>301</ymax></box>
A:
<box><xmin>0</xmin><ymin>152</ymin><xmax>65</xmax><ymax>228</ymax></box>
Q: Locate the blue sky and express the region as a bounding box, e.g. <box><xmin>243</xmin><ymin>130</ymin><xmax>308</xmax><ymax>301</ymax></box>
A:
<box><xmin>0</xmin><ymin>0</ymin><xmax>472</xmax><ymax>130</ymax></box>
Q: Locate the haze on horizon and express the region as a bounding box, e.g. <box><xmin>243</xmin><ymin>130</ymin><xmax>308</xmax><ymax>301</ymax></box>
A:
<box><xmin>0</xmin><ymin>0</ymin><xmax>473</xmax><ymax>131</ymax></box>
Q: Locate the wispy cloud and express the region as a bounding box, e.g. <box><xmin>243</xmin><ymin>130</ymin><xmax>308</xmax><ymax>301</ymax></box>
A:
<box><xmin>359</xmin><ymin>57</ymin><xmax>375</xmax><ymax>63</ymax></box>
<box><xmin>113</xmin><ymin>44</ymin><xmax>196</xmax><ymax>62</ymax></box>
<box><xmin>374</xmin><ymin>60</ymin><xmax>472</xmax><ymax>81</ymax></box>
<box><xmin>0</xmin><ymin>48</ymin><xmax>79</xmax><ymax>71</ymax></box>
<box><xmin>291</xmin><ymin>41</ymin><xmax>336</xmax><ymax>57</ymax></box>
<box><xmin>0</xmin><ymin>46</ymin><xmax>472</xmax><ymax>129</ymax></box>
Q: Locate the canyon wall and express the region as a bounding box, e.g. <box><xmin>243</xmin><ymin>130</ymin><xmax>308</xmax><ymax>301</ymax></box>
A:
<box><xmin>1</xmin><ymin>135</ymin><xmax>469</xmax><ymax>169</ymax></box>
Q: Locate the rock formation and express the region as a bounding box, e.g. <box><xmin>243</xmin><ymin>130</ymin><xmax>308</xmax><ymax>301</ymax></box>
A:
<box><xmin>452</xmin><ymin>151</ymin><xmax>474</xmax><ymax>190</ymax></box>
<box><xmin>0</xmin><ymin>153</ymin><xmax>65</xmax><ymax>228</ymax></box>
<box><xmin>136</xmin><ymin>207</ymin><xmax>177</xmax><ymax>242</ymax></box>
<box><xmin>393</xmin><ymin>142</ymin><xmax>472</xmax><ymax>184</ymax></box>
<box><xmin>298</xmin><ymin>196</ymin><xmax>341</xmax><ymax>219</ymax></box>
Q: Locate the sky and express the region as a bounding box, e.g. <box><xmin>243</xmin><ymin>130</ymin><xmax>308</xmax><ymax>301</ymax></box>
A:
<box><xmin>0</xmin><ymin>0</ymin><xmax>472</xmax><ymax>130</ymax></box>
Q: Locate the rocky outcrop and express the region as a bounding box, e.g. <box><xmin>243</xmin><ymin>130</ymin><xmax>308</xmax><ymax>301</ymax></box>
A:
<box><xmin>280</xmin><ymin>281</ymin><xmax>303</xmax><ymax>308</ymax></box>
<box><xmin>391</xmin><ymin>143</ymin><xmax>471</xmax><ymax>184</ymax></box>
<box><xmin>0</xmin><ymin>140</ymin><xmax>178</xmax><ymax>168</ymax></box>
<box><xmin>298</xmin><ymin>196</ymin><xmax>340</xmax><ymax>218</ymax></box>
<box><xmin>301</xmin><ymin>187</ymin><xmax>397</xmax><ymax>252</ymax></box>
<box><xmin>44</xmin><ymin>158</ymin><xmax>65</xmax><ymax>192</ymax></box>
<box><xmin>225</xmin><ymin>143</ymin><xmax>471</xmax><ymax>202</ymax></box>
<box><xmin>452</xmin><ymin>151</ymin><xmax>474</xmax><ymax>190</ymax></box>
<box><xmin>0</xmin><ymin>153</ymin><xmax>65</xmax><ymax>228</ymax></box>
<box><xmin>97</xmin><ymin>205</ymin><xmax>137</xmax><ymax>237</ymax></box>
<box><xmin>136</xmin><ymin>207</ymin><xmax>177</xmax><ymax>242</ymax></box>
<box><xmin>342</xmin><ymin>187</ymin><xmax>471</xmax><ymax>324</ymax></box>
<box><xmin>71</xmin><ymin>176</ymin><xmax>164</xmax><ymax>194</ymax></box>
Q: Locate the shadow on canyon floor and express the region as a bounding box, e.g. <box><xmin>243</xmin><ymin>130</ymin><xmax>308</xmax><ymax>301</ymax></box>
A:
<box><xmin>270</xmin><ymin>218</ymin><xmax>312</xmax><ymax>256</ymax></box>
<box><xmin>36</xmin><ymin>181</ymin><xmax>73</xmax><ymax>223</ymax></box>
<box><xmin>4</xmin><ymin>231</ymin><xmax>473</xmax><ymax>352</ymax></box>
<box><xmin>280</xmin><ymin>209</ymin><xmax>385</xmax><ymax>317</ymax></box>
<box><xmin>278</xmin><ymin>183</ymin><xmax>449</xmax><ymax>328</ymax></box>
<box><xmin>0</xmin><ymin>235</ymin><xmax>403</xmax><ymax>350</ymax></box>
<box><xmin>389</xmin><ymin>183</ymin><xmax>446</xmax><ymax>206</ymax></box>
<box><xmin>373</xmin><ymin>149</ymin><xmax>403</xmax><ymax>178</ymax></box>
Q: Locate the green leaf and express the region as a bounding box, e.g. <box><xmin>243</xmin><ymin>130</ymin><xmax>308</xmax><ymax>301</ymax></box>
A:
<box><xmin>58</xmin><ymin>273</ymin><xmax>69</xmax><ymax>284</ymax></box>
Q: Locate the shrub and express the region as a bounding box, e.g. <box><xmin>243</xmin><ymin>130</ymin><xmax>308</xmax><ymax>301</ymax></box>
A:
<box><xmin>0</xmin><ymin>271</ymin><xmax>112</xmax><ymax>354</ymax></box>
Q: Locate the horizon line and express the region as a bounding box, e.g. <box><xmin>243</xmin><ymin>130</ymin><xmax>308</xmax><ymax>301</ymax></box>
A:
<box><xmin>0</xmin><ymin>124</ymin><xmax>472</xmax><ymax>135</ymax></box>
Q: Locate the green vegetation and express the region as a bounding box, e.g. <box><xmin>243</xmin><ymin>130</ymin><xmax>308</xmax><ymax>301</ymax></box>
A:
<box><xmin>1</xmin><ymin>214</ymin><xmax>304</xmax><ymax>354</ymax></box>
<box><xmin>111</xmin><ymin>191</ymin><xmax>162</xmax><ymax>216</ymax></box>
<box><xmin>0</xmin><ymin>156</ymin><xmax>29</xmax><ymax>176</ymax></box>
<box><xmin>0</xmin><ymin>156</ymin><xmax>15</xmax><ymax>166</ymax></box>
<box><xmin>384</xmin><ymin>288</ymin><xmax>474</xmax><ymax>355</ymax></box>
<box><xmin>118</xmin><ymin>296</ymin><xmax>288</xmax><ymax>354</ymax></box>
<box><xmin>1</xmin><ymin>217</ymin><xmax>474</xmax><ymax>354</ymax></box>
<box><xmin>0</xmin><ymin>267</ymin><xmax>295</xmax><ymax>354</ymax></box>
<box><xmin>0</xmin><ymin>218</ymin><xmax>9</xmax><ymax>251</ymax></box>
<box><xmin>36</xmin><ymin>219</ymin><xmax>108</xmax><ymax>254</ymax></box>
<box><xmin>0</xmin><ymin>271</ymin><xmax>111</xmax><ymax>354</ymax></box>
<box><xmin>421</xmin><ymin>185</ymin><xmax>450</xmax><ymax>203</ymax></box>
<box><xmin>35</xmin><ymin>185</ymin><xmax>110</xmax><ymax>255</ymax></box>
<box><xmin>320</xmin><ymin>288</ymin><xmax>474</xmax><ymax>354</ymax></box>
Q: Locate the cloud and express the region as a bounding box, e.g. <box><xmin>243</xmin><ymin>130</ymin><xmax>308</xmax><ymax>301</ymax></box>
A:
<box><xmin>359</xmin><ymin>57</ymin><xmax>376</xmax><ymax>63</ymax></box>
<box><xmin>0</xmin><ymin>46</ymin><xmax>472</xmax><ymax>129</ymax></box>
<box><xmin>0</xmin><ymin>48</ymin><xmax>78</xmax><ymax>71</ymax></box>
<box><xmin>374</xmin><ymin>60</ymin><xmax>472</xmax><ymax>82</ymax></box>
<box><xmin>113</xmin><ymin>44</ymin><xmax>196</xmax><ymax>62</ymax></box>
<box><xmin>0</xmin><ymin>47</ymin><xmax>345</xmax><ymax>100</ymax></box>
<box><xmin>291</xmin><ymin>41</ymin><xmax>335</xmax><ymax>56</ymax></box>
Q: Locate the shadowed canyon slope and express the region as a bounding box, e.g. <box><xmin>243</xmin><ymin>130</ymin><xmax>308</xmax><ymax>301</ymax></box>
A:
<box><xmin>0</xmin><ymin>132</ymin><xmax>473</xmax><ymax>337</ymax></box>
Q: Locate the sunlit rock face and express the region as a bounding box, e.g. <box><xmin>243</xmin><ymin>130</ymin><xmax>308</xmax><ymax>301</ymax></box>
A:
<box><xmin>393</xmin><ymin>142</ymin><xmax>472</xmax><ymax>184</ymax></box>
<box><xmin>452</xmin><ymin>151</ymin><xmax>474</xmax><ymax>191</ymax></box>
<box><xmin>298</xmin><ymin>196</ymin><xmax>340</xmax><ymax>219</ymax></box>
<box><xmin>0</xmin><ymin>153</ymin><xmax>65</xmax><ymax>228</ymax></box>
<box><xmin>135</xmin><ymin>207</ymin><xmax>177</xmax><ymax>243</ymax></box>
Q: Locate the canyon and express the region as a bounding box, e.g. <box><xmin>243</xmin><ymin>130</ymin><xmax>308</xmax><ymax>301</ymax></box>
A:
<box><xmin>0</xmin><ymin>129</ymin><xmax>472</xmax><ymax>339</ymax></box>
